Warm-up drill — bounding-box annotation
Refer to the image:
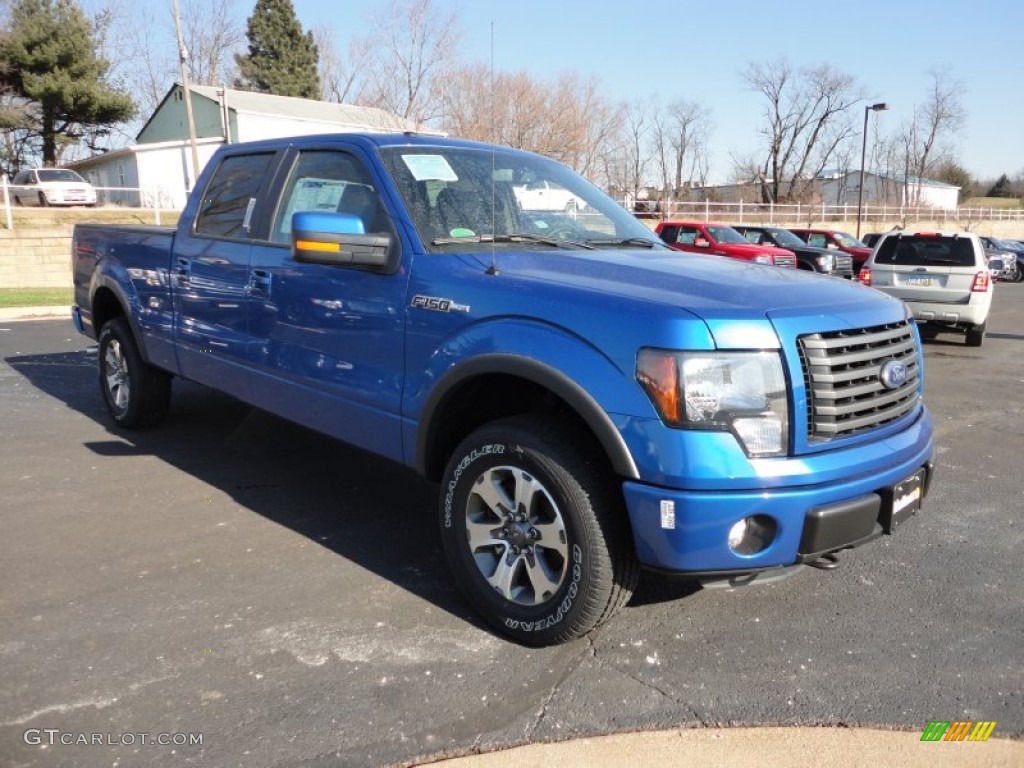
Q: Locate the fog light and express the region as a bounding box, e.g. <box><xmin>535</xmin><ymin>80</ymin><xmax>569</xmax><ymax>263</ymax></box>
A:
<box><xmin>727</xmin><ymin>515</ymin><xmax>778</xmax><ymax>555</ymax></box>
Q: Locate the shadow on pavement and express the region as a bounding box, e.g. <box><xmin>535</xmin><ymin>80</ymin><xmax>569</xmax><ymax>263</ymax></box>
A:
<box><xmin>4</xmin><ymin>347</ymin><xmax>704</xmax><ymax>633</ymax></box>
<box><xmin>4</xmin><ymin>347</ymin><xmax>490</xmax><ymax>635</ymax></box>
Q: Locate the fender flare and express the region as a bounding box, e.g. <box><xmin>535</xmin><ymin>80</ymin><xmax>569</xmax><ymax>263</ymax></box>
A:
<box><xmin>416</xmin><ymin>353</ymin><xmax>639</xmax><ymax>480</ymax></box>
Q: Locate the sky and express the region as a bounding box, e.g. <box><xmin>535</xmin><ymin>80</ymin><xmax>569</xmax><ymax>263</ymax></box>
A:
<box><xmin>290</xmin><ymin>0</ymin><xmax>1023</xmax><ymax>183</ymax></box>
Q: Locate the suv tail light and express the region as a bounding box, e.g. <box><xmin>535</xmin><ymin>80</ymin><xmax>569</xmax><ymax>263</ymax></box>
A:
<box><xmin>859</xmin><ymin>267</ymin><xmax>872</xmax><ymax>286</ymax></box>
<box><xmin>971</xmin><ymin>271</ymin><xmax>990</xmax><ymax>292</ymax></box>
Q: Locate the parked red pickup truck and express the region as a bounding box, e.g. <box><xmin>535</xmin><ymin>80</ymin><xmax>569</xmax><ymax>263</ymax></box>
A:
<box><xmin>654</xmin><ymin>221</ymin><xmax>797</xmax><ymax>267</ymax></box>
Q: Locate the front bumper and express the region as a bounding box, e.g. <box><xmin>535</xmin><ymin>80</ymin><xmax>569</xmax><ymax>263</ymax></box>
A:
<box><xmin>621</xmin><ymin>415</ymin><xmax>935</xmax><ymax>574</ymax></box>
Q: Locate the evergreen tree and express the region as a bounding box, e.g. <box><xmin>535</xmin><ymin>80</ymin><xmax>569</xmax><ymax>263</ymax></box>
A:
<box><xmin>986</xmin><ymin>174</ymin><xmax>1013</xmax><ymax>198</ymax></box>
<box><xmin>235</xmin><ymin>0</ymin><xmax>320</xmax><ymax>99</ymax></box>
<box><xmin>0</xmin><ymin>0</ymin><xmax>134</xmax><ymax>166</ymax></box>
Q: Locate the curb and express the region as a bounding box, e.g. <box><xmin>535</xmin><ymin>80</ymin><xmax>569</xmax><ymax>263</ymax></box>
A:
<box><xmin>0</xmin><ymin>305</ymin><xmax>71</xmax><ymax>322</ymax></box>
<box><xmin>425</xmin><ymin>726</ymin><xmax>1023</xmax><ymax>767</ymax></box>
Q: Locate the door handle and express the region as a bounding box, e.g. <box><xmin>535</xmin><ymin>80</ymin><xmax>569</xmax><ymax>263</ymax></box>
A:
<box><xmin>250</xmin><ymin>269</ymin><xmax>272</xmax><ymax>293</ymax></box>
<box><xmin>175</xmin><ymin>257</ymin><xmax>191</xmax><ymax>283</ymax></box>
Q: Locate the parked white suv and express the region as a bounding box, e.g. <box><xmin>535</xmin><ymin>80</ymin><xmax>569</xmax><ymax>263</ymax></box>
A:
<box><xmin>860</xmin><ymin>231</ymin><xmax>993</xmax><ymax>346</ymax></box>
<box><xmin>9</xmin><ymin>168</ymin><xmax>97</xmax><ymax>207</ymax></box>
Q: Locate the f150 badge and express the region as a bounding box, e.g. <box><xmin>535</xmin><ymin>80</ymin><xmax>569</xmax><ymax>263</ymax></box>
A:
<box><xmin>411</xmin><ymin>295</ymin><xmax>471</xmax><ymax>313</ymax></box>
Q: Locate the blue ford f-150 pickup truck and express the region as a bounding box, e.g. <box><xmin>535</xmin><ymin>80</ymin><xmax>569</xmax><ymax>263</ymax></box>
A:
<box><xmin>72</xmin><ymin>132</ymin><xmax>935</xmax><ymax>646</ymax></box>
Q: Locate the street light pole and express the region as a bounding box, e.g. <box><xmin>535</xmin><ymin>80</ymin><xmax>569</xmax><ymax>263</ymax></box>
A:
<box><xmin>856</xmin><ymin>102</ymin><xmax>889</xmax><ymax>239</ymax></box>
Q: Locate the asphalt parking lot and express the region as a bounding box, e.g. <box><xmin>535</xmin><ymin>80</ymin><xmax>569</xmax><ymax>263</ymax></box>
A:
<box><xmin>1</xmin><ymin>286</ymin><xmax>1022</xmax><ymax>767</ymax></box>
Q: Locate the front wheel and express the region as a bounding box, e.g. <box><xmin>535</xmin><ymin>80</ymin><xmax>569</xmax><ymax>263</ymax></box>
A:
<box><xmin>97</xmin><ymin>317</ymin><xmax>171</xmax><ymax>427</ymax></box>
<box><xmin>440</xmin><ymin>415</ymin><xmax>638</xmax><ymax>646</ymax></box>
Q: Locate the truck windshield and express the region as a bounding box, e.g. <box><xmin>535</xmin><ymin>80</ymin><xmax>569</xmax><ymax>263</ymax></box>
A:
<box><xmin>36</xmin><ymin>169</ymin><xmax>87</xmax><ymax>183</ymax></box>
<box><xmin>766</xmin><ymin>228</ymin><xmax>805</xmax><ymax>248</ymax></box>
<box><xmin>705</xmin><ymin>226</ymin><xmax>748</xmax><ymax>245</ymax></box>
<box><xmin>377</xmin><ymin>145</ymin><xmax>663</xmax><ymax>252</ymax></box>
<box><xmin>833</xmin><ymin>231</ymin><xmax>867</xmax><ymax>248</ymax></box>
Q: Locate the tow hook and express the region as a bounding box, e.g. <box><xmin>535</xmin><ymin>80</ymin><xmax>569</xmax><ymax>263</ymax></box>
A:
<box><xmin>808</xmin><ymin>552</ymin><xmax>840</xmax><ymax>571</ymax></box>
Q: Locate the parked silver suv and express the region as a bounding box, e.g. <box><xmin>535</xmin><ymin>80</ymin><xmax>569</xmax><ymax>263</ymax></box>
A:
<box><xmin>860</xmin><ymin>231</ymin><xmax>993</xmax><ymax>347</ymax></box>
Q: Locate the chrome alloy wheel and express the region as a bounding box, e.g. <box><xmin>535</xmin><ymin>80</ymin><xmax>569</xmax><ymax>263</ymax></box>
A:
<box><xmin>465</xmin><ymin>466</ymin><xmax>569</xmax><ymax>606</ymax></box>
<box><xmin>104</xmin><ymin>339</ymin><xmax>131</xmax><ymax>411</ymax></box>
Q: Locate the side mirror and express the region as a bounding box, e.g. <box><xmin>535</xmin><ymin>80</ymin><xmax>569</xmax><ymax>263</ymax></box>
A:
<box><xmin>291</xmin><ymin>211</ymin><xmax>395</xmax><ymax>271</ymax></box>
<box><xmin>693</xmin><ymin>237</ymin><xmax>710</xmax><ymax>248</ymax></box>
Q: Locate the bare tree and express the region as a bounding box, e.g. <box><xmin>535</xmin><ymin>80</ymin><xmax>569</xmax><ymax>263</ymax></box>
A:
<box><xmin>742</xmin><ymin>57</ymin><xmax>862</xmax><ymax>203</ymax></box>
<box><xmin>358</xmin><ymin>0</ymin><xmax>461</xmax><ymax>126</ymax></box>
<box><xmin>896</xmin><ymin>69</ymin><xmax>965</xmax><ymax>204</ymax></box>
<box><xmin>651</xmin><ymin>97</ymin><xmax>710</xmax><ymax>198</ymax></box>
<box><xmin>181</xmin><ymin>0</ymin><xmax>245</xmax><ymax>87</ymax></box>
<box><xmin>440</xmin><ymin>65</ymin><xmax>622</xmax><ymax>185</ymax></box>
<box><xmin>617</xmin><ymin>100</ymin><xmax>650</xmax><ymax>202</ymax></box>
<box><xmin>95</xmin><ymin>0</ymin><xmax>245</xmax><ymax>120</ymax></box>
<box><xmin>314</xmin><ymin>24</ymin><xmax>372</xmax><ymax>103</ymax></box>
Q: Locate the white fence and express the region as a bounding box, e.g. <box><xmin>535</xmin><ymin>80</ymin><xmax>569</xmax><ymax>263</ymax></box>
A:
<box><xmin>1</xmin><ymin>175</ymin><xmax>173</xmax><ymax>228</ymax></box>
<box><xmin>627</xmin><ymin>199</ymin><xmax>1024</xmax><ymax>229</ymax></box>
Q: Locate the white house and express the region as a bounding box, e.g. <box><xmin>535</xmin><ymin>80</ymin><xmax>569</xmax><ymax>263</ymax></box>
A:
<box><xmin>69</xmin><ymin>84</ymin><xmax>431</xmax><ymax>210</ymax></box>
<box><xmin>817</xmin><ymin>169</ymin><xmax>960</xmax><ymax>211</ymax></box>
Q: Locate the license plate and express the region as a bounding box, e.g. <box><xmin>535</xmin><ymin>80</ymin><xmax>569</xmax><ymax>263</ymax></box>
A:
<box><xmin>904</xmin><ymin>275</ymin><xmax>933</xmax><ymax>286</ymax></box>
<box><xmin>880</xmin><ymin>469</ymin><xmax>925</xmax><ymax>533</ymax></box>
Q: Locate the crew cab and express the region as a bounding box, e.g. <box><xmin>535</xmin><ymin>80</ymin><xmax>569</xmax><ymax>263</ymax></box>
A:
<box><xmin>72</xmin><ymin>133</ymin><xmax>935</xmax><ymax>646</ymax></box>
<box><xmin>789</xmin><ymin>228</ymin><xmax>872</xmax><ymax>275</ymax></box>
<box><xmin>731</xmin><ymin>224</ymin><xmax>854</xmax><ymax>278</ymax></box>
<box><xmin>655</xmin><ymin>221</ymin><xmax>797</xmax><ymax>267</ymax></box>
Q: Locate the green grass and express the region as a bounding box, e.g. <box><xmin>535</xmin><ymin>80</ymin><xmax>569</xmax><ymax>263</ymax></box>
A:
<box><xmin>0</xmin><ymin>287</ymin><xmax>73</xmax><ymax>308</ymax></box>
<box><xmin>962</xmin><ymin>196</ymin><xmax>1023</xmax><ymax>209</ymax></box>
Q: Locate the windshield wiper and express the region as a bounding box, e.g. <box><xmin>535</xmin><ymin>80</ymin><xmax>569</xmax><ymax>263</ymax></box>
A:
<box><xmin>585</xmin><ymin>236</ymin><xmax>660</xmax><ymax>248</ymax></box>
<box><xmin>431</xmin><ymin>233</ymin><xmax>594</xmax><ymax>250</ymax></box>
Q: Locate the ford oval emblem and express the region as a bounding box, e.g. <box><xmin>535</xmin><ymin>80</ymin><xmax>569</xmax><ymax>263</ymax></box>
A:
<box><xmin>879</xmin><ymin>359</ymin><xmax>909</xmax><ymax>390</ymax></box>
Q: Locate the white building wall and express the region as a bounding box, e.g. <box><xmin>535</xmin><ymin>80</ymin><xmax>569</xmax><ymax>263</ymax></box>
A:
<box><xmin>76</xmin><ymin>158</ymin><xmax>141</xmax><ymax>206</ymax></box>
<box><xmin>233</xmin><ymin>113</ymin><xmax>385</xmax><ymax>143</ymax></box>
<box><xmin>134</xmin><ymin>142</ymin><xmax>223</xmax><ymax>209</ymax></box>
<box><xmin>824</xmin><ymin>175</ymin><xmax>959</xmax><ymax>210</ymax></box>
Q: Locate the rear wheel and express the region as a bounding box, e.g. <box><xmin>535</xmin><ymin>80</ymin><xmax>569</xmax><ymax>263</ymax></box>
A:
<box><xmin>965</xmin><ymin>322</ymin><xmax>985</xmax><ymax>347</ymax></box>
<box><xmin>98</xmin><ymin>317</ymin><xmax>171</xmax><ymax>427</ymax></box>
<box><xmin>440</xmin><ymin>415</ymin><xmax>638</xmax><ymax>646</ymax></box>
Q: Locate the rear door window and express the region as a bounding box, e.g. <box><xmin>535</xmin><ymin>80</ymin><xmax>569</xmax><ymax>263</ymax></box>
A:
<box><xmin>195</xmin><ymin>153</ymin><xmax>276</xmax><ymax>239</ymax></box>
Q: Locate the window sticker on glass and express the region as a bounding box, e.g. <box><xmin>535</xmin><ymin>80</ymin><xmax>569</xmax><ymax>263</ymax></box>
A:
<box><xmin>277</xmin><ymin>178</ymin><xmax>349</xmax><ymax>235</ymax></box>
<box><xmin>401</xmin><ymin>154</ymin><xmax>459</xmax><ymax>182</ymax></box>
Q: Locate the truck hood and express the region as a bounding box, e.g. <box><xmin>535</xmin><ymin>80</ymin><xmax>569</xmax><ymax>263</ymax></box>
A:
<box><xmin>485</xmin><ymin>247</ymin><xmax>900</xmax><ymax>321</ymax></box>
<box><xmin>479</xmin><ymin>249</ymin><xmax>905</xmax><ymax>346</ymax></box>
<box><xmin>716</xmin><ymin>243</ymin><xmax>794</xmax><ymax>257</ymax></box>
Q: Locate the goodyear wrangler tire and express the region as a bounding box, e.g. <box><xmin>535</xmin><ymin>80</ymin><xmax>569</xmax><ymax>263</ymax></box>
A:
<box><xmin>98</xmin><ymin>317</ymin><xmax>171</xmax><ymax>428</ymax></box>
<box><xmin>440</xmin><ymin>415</ymin><xmax>638</xmax><ymax>646</ymax></box>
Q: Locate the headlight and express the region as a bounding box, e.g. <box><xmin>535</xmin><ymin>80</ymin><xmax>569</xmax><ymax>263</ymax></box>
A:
<box><xmin>753</xmin><ymin>254</ymin><xmax>772</xmax><ymax>265</ymax></box>
<box><xmin>816</xmin><ymin>253</ymin><xmax>835</xmax><ymax>271</ymax></box>
<box><xmin>637</xmin><ymin>349</ymin><xmax>789</xmax><ymax>456</ymax></box>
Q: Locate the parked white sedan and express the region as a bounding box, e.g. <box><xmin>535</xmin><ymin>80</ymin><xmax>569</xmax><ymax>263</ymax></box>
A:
<box><xmin>513</xmin><ymin>180</ymin><xmax>586</xmax><ymax>213</ymax></box>
<box><xmin>9</xmin><ymin>168</ymin><xmax>97</xmax><ymax>207</ymax></box>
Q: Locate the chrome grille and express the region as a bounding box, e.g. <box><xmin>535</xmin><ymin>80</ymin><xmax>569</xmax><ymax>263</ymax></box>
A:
<box><xmin>834</xmin><ymin>253</ymin><xmax>853</xmax><ymax>276</ymax></box>
<box><xmin>799</xmin><ymin>320</ymin><xmax>920</xmax><ymax>441</ymax></box>
<box><xmin>775</xmin><ymin>254</ymin><xmax>797</xmax><ymax>269</ymax></box>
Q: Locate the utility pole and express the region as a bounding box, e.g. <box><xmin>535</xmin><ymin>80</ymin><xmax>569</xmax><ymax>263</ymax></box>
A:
<box><xmin>173</xmin><ymin>0</ymin><xmax>201</xmax><ymax>190</ymax></box>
